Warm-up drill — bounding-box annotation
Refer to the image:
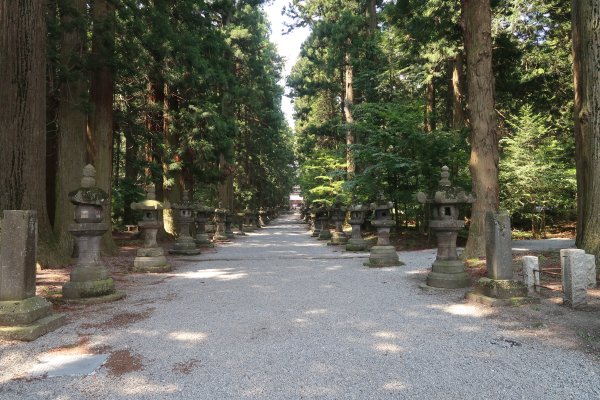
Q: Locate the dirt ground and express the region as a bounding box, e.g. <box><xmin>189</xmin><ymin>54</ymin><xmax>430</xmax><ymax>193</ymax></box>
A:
<box><xmin>34</xmin><ymin>230</ymin><xmax>600</xmax><ymax>363</ymax></box>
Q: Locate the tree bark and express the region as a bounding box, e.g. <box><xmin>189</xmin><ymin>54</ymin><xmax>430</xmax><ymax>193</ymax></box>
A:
<box><xmin>451</xmin><ymin>53</ymin><xmax>466</xmax><ymax>129</ymax></box>
<box><xmin>0</xmin><ymin>0</ymin><xmax>55</xmax><ymax>263</ymax></box>
<box><xmin>461</xmin><ymin>0</ymin><xmax>499</xmax><ymax>259</ymax></box>
<box><xmin>87</xmin><ymin>0</ymin><xmax>117</xmax><ymax>253</ymax></box>
<box><xmin>573</xmin><ymin>0</ymin><xmax>600</xmax><ymax>256</ymax></box>
<box><xmin>123</xmin><ymin>124</ymin><xmax>138</xmax><ymax>225</ymax></box>
<box><xmin>54</xmin><ymin>0</ymin><xmax>88</xmax><ymax>259</ymax></box>
<box><xmin>424</xmin><ymin>77</ymin><xmax>436</xmax><ymax>132</ymax></box>
<box><xmin>344</xmin><ymin>51</ymin><xmax>356</xmax><ymax>178</ymax></box>
<box><xmin>366</xmin><ymin>0</ymin><xmax>377</xmax><ymax>34</ymax></box>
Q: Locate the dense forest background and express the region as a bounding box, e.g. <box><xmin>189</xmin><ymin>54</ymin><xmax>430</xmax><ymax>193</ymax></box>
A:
<box><xmin>2</xmin><ymin>0</ymin><xmax>599</xmax><ymax>265</ymax></box>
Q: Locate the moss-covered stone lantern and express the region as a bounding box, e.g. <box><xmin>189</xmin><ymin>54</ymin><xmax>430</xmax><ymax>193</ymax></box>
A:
<box><xmin>346</xmin><ymin>204</ymin><xmax>369</xmax><ymax>251</ymax></box>
<box><xmin>243</xmin><ymin>206</ymin><xmax>255</xmax><ymax>232</ymax></box>
<box><xmin>130</xmin><ymin>185</ymin><xmax>170</xmax><ymax>273</ymax></box>
<box><xmin>317</xmin><ymin>206</ymin><xmax>332</xmax><ymax>241</ymax></box>
<box><xmin>169</xmin><ymin>190</ymin><xmax>201</xmax><ymax>255</ymax></box>
<box><xmin>63</xmin><ymin>165</ymin><xmax>125</xmax><ymax>302</ymax></box>
<box><xmin>417</xmin><ymin>166</ymin><xmax>475</xmax><ymax>288</ymax></box>
<box><xmin>364</xmin><ymin>194</ymin><xmax>401</xmax><ymax>267</ymax></box>
<box><xmin>236</xmin><ymin>210</ymin><xmax>247</xmax><ymax>236</ymax></box>
<box><xmin>224</xmin><ymin>209</ymin><xmax>235</xmax><ymax>239</ymax></box>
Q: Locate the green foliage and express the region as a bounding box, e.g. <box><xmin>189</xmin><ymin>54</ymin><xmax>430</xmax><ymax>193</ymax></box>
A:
<box><xmin>499</xmin><ymin>105</ymin><xmax>576</xmax><ymax>235</ymax></box>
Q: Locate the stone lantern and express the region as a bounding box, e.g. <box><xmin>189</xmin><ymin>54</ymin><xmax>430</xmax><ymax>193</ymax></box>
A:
<box><xmin>236</xmin><ymin>210</ymin><xmax>247</xmax><ymax>236</ymax></box>
<box><xmin>130</xmin><ymin>185</ymin><xmax>170</xmax><ymax>273</ymax></box>
<box><xmin>169</xmin><ymin>190</ymin><xmax>201</xmax><ymax>255</ymax></box>
<box><xmin>417</xmin><ymin>166</ymin><xmax>475</xmax><ymax>288</ymax></box>
<box><xmin>318</xmin><ymin>206</ymin><xmax>332</xmax><ymax>241</ymax></box>
<box><xmin>213</xmin><ymin>203</ymin><xmax>229</xmax><ymax>242</ymax></box>
<box><xmin>63</xmin><ymin>165</ymin><xmax>125</xmax><ymax>302</ymax></box>
<box><xmin>243</xmin><ymin>206</ymin><xmax>255</xmax><ymax>232</ymax></box>
<box><xmin>254</xmin><ymin>209</ymin><xmax>262</xmax><ymax>229</ymax></box>
<box><xmin>364</xmin><ymin>194</ymin><xmax>401</xmax><ymax>267</ymax></box>
<box><xmin>194</xmin><ymin>204</ymin><xmax>214</xmax><ymax>247</ymax></box>
<box><xmin>328</xmin><ymin>198</ymin><xmax>348</xmax><ymax>245</ymax></box>
<box><xmin>224</xmin><ymin>209</ymin><xmax>235</xmax><ymax>239</ymax></box>
<box><xmin>346</xmin><ymin>204</ymin><xmax>369</xmax><ymax>251</ymax></box>
<box><xmin>259</xmin><ymin>207</ymin><xmax>267</xmax><ymax>227</ymax></box>
<box><xmin>310</xmin><ymin>204</ymin><xmax>320</xmax><ymax>237</ymax></box>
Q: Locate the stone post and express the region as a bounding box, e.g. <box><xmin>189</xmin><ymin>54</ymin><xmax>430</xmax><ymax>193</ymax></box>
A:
<box><xmin>364</xmin><ymin>196</ymin><xmax>401</xmax><ymax>267</ymax></box>
<box><xmin>584</xmin><ymin>253</ymin><xmax>597</xmax><ymax>288</ymax></box>
<box><xmin>169</xmin><ymin>190</ymin><xmax>201</xmax><ymax>255</ymax></box>
<box><xmin>63</xmin><ymin>165</ymin><xmax>126</xmax><ymax>303</ymax></box>
<box><xmin>467</xmin><ymin>210</ymin><xmax>537</xmax><ymax>306</ymax></box>
<box><xmin>522</xmin><ymin>256</ymin><xmax>539</xmax><ymax>293</ymax></box>
<box><xmin>346</xmin><ymin>204</ymin><xmax>368</xmax><ymax>251</ymax></box>
<box><xmin>0</xmin><ymin>211</ymin><xmax>65</xmax><ymax>340</ymax></box>
<box><xmin>130</xmin><ymin>185</ymin><xmax>170</xmax><ymax>273</ymax></box>
<box><xmin>560</xmin><ymin>249</ymin><xmax>587</xmax><ymax>308</ymax></box>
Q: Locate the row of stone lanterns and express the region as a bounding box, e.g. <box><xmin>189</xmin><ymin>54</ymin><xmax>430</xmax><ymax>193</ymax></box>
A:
<box><xmin>306</xmin><ymin>166</ymin><xmax>475</xmax><ymax>287</ymax></box>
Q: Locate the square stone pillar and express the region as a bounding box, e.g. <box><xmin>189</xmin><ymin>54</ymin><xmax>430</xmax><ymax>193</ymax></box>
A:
<box><xmin>0</xmin><ymin>211</ymin><xmax>65</xmax><ymax>341</ymax></box>
<box><xmin>522</xmin><ymin>256</ymin><xmax>539</xmax><ymax>292</ymax></box>
<box><xmin>560</xmin><ymin>249</ymin><xmax>587</xmax><ymax>308</ymax></box>
<box><xmin>485</xmin><ymin>210</ymin><xmax>513</xmax><ymax>280</ymax></box>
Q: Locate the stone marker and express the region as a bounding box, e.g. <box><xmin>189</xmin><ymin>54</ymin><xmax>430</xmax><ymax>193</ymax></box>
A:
<box><xmin>364</xmin><ymin>195</ymin><xmax>401</xmax><ymax>267</ymax></box>
<box><xmin>560</xmin><ymin>249</ymin><xmax>587</xmax><ymax>308</ymax></box>
<box><xmin>169</xmin><ymin>190</ymin><xmax>201</xmax><ymax>255</ymax></box>
<box><xmin>522</xmin><ymin>256</ymin><xmax>539</xmax><ymax>292</ymax></box>
<box><xmin>467</xmin><ymin>210</ymin><xmax>537</xmax><ymax>306</ymax></box>
<box><xmin>584</xmin><ymin>253</ymin><xmax>596</xmax><ymax>288</ymax></box>
<box><xmin>130</xmin><ymin>185</ymin><xmax>170</xmax><ymax>273</ymax></box>
<box><xmin>63</xmin><ymin>165</ymin><xmax>126</xmax><ymax>303</ymax></box>
<box><xmin>346</xmin><ymin>204</ymin><xmax>369</xmax><ymax>252</ymax></box>
<box><xmin>328</xmin><ymin>198</ymin><xmax>348</xmax><ymax>246</ymax></box>
<box><xmin>417</xmin><ymin>166</ymin><xmax>474</xmax><ymax>288</ymax></box>
<box><xmin>194</xmin><ymin>204</ymin><xmax>214</xmax><ymax>247</ymax></box>
<box><xmin>0</xmin><ymin>210</ymin><xmax>65</xmax><ymax>341</ymax></box>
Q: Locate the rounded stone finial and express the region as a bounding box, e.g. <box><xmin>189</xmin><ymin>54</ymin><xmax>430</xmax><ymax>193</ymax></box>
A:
<box><xmin>439</xmin><ymin>166</ymin><xmax>451</xmax><ymax>186</ymax></box>
<box><xmin>147</xmin><ymin>185</ymin><xmax>156</xmax><ymax>200</ymax></box>
<box><xmin>81</xmin><ymin>164</ymin><xmax>96</xmax><ymax>188</ymax></box>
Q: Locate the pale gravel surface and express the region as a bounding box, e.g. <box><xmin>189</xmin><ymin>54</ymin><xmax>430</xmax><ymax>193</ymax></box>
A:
<box><xmin>0</xmin><ymin>213</ymin><xmax>598</xmax><ymax>399</ymax></box>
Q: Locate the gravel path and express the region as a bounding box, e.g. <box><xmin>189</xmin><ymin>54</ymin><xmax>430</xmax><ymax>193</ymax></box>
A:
<box><xmin>1</xmin><ymin>214</ymin><xmax>598</xmax><ymax>399</ymax></box>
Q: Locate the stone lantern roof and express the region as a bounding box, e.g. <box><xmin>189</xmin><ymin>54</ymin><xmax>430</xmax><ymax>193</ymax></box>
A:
<box><xmin>68</xmin><ymin>164</ymin><xmax>109</xmax><ymax>206</ymax></box>
<box><xmin>172</xmin><ymin>190</ymin><xmax>193</xmax><ymax>210</ymax></box>
<box><xmin>131</xmin><ymin>185</ymin><xmax>163</xmax><ymax>211</ymax></box>
<box><xmin>417</xmin><ymin>166</ymin><xmax>475</xmax><ymax>205</ymax></box>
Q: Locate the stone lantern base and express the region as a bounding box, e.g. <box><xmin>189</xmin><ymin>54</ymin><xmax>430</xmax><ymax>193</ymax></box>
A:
<box><xmin>425</xmin><ymin>259</ymin><xmax>471</xmax><ymax>289</ymax></box>
<box><xmin>364</xmin><ymin>246</ymin><xmax>402</xmax><ymax>267</ymax></box>
<box><xmin>63</xmin><ymin>264</ymin><xmax>126</xmax><ymax>304</ymax></box>
<box><xmin>346</xmin><ymin>238</ymin><xmax>368</xmax><ymax>252</ymax></box>
<box><xmin>0</xmin><ymin>296</ymin><xmax>66</xmax><ymax>341</ymax></box>
<box><xmin>133</xmin><ymin>247</ymin><xmax>171</xmax><ymax>273</ymax></box>
<box><xmin>169</xmin><ymin>236</ymin><xmax>201</xmax><ymax>255</ymax></box>
<box><xmin>311</xmin><ymin>228</ymin><xmax>320</xmax><ymax>237</ymax></box>
<box><xmin>328</xmin><ymin>231</ymin><xmax>347</xmax><ymax>245</ymax></box>
<box><xmin>318</xmin><ymin>228</ymin><xmax>332</xmax><ymax>241</ymax></box>
<box><xmin>195</xmin><ymin>233</ymin><xmax>214</xmax><ymax>247</ymax></box>
<box><xmin>466</xmin><ymin>278</ymin><xmax>539</xmax><ymax>306</ymax></box>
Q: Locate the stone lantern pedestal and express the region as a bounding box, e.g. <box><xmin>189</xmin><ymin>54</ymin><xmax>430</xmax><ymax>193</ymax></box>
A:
<box><xmin>236</xmin><ymin>212</ymin><xmax>247</xmax><ymax>236</ymax></box>
<box><xmin>131</xmin><ymin>186</ymin><xmax>170</xmax><ymax>273</ymax></box>
<box><xmin>346</xmin><ymin>204</ymin><xmax>369</xmax><ymax>251</ymax></box>
<box><xmin>318</xmin><ymin>208</ymin><xmax>332</xmax><ymax>241</ymax></box>
<box><xmin>243</xmin><ymin>207</ymin><xmax>255</xmax><ymax>232</ymax></box>
<box><xmin>417</xmin><ymin>166</ymin><xmax>473</xmax><ymax>288</ymax></box>
<box><xmin>364</xmin><ymin>198</ymin><xmax>401</xmax><ymax>267</ymax></box>
<box><xmin>328</xmin><ymin>200</ymin><xmax>348</xmax><ymax>245</ymax></box>
<box><xmin>194</xmin><ymin>204</ymin><xmax>214</xmax><ymax>247</ymax></box>
<box><xmin>224</xmin><ymin>210</ymin><xmax>235</xmax><ymax>239</ymax></box>
<box><xmin>213</xmin><ymin>205</ymin><xmax>229</xmax><ymax>242</ymax></box>
<box><xmin>63</xmin><ymin>165</ymin><xmax>126</xmax><ymax>303</ymax></box>
<box><xmin>169</xmin><ymin>191</ymin><xmax>201</xmax><ymax>255</ymax></box>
